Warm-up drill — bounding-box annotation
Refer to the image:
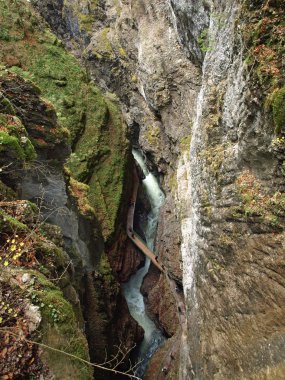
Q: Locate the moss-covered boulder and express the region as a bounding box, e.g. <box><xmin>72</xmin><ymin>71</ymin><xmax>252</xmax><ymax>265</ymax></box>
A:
<box><xmin>0</xmin><ymin>113</ymin><xmax>36</xmax><ymax>161</ymax></box>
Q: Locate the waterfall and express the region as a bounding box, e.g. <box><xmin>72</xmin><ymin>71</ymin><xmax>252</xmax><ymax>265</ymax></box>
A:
<box><xmin>123</xmin><ymin>149</ymin><xmax>165</xmax><ymax>377</ymax></box>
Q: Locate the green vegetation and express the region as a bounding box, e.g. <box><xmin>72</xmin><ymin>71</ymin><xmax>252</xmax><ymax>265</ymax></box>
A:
<box><xmin>65</xmin><ymin>0</ymin><xmax>98</xmax><ymax>33</ymax></box>
<box><xmin>197</xmin><ymin>28</ymin><xmax>213</xmax><ymax>53</ymax></box>
<box><xmin>0</xmin><ymin>1</ymin><xmax>129</xmax><ymax>377</ymax></box>
<box><xmin>235</xmin><ymin>170</ymin><xmax>285</xmax><ymax>227</ymax></box>
<box><xmin>93</xmin><ymin>28</ymin><xmax>113</xmax><ymax>58</ymax></box>
<box><xmin>0</xmin><ymin>0</ymin><xmax>130</xmax><ymax>241</ymax></box>
<box><xmin>197</xmin><ymin>12</ymin><xmax>226</xmax><ymax>54</ymax></box>
<box><xmin>0</xmin><ymin>179</ymin><xmax>16</xmax><ymax>201</ymax></box>
<box><xmin>0</xmin><ymin>0</ymin><xmax>88</xmax><ymax>141</ymax></box>
<box><xmin>0</xmin><ymin>209</ymin><xmax>28</xmax><ymax>232</ymax></box>
<box><xmin>143</xmin><ymin>125</ymin><xmax>160</xmax><ymax>146</ymax></box>
<box><xmin>270</xmin><ymin>87</ymin><xmax>285</xmax><ymax>134</ymax></box>
<box><xmin>92</xmin><ymin>27</ymin><xmax>127</xmax><ymax>61</ymax></box>
<box><xmin>29</xmin><ymin>273</ymin><xmax>91</xmax><ymax>379</ymax></box>
<box><xmin>66</xmin><ymin>90</ymin><xmax>129</xmax><ymax>239</ymax></box>
<box><xmin>0</xmin><ymin>202</ymin><xmax>92</xmax><ymax>379</ymax></box>
<box><xmin>0</xmin><ymin>132</ymin><xmax>26</xmax><ymax>160</ymax></box>
<box><xmin>241</xmin><ymin>1</ymin><xmax>285</xmax><ymax>172</ymax></box>
<box><xmin>180</xmin><ymin>134</ymin><xmax>192</xmax><ymax>152</ymax></box>
<box><xmin>199</xmin><ymin>144</ymin><xmax>225</xmax><ymax>177</ymax></box>
<box><xmin>98</xmin><ymin>253</ymin><xmax>118</xmax><ymax>287</ymax></box>
<box><xmin>242</xmin><ymin>0</ymin><xmax>284</xmax><ymax>87</ymax></box>
<box><xmin>0</xmin><ymin>94</ymin><xmax>15</xmax><ymax>114</ymax></box>
<box><xmin>0</xmin><ymin>114</ymin><xmax>36</xmax><ymax>161</ymax></box>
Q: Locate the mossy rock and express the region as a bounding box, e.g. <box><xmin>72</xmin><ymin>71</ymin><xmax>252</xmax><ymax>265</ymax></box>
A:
<box><xmin>0</xmin><ymin>0</ymin><xmax>130</xmax><ymax>242</ymax></box>
<box><xmin>143</xmin><ymin>125</ymin><xmax>160</xmax><ymax>146</ymax></box>
<box><xmin>271</xmin><ymin>87</ymin><xmax>285</xmax><ymax>134</ymax></box>
<box><xmin>0</xmin><ymin>209</ymin><xmax>28</xmax><ymax>232</ymax></box>
<box><xmin>0</xmin><ymin>132</ymin><xmax>27</xmax><ymax>160</ymax></box>
<box><xmin>180</xmin><ymin>134</ymin><xmax>192</xmax><ymax>152</ymax></box>
<box><xmin>0</xmin><ymin>205</ymin><xmax>92</xmax><ymax>379</ymax></box>
<box><xmin>67</xmin><ymin>91</ymin><xmax>129</xmax><ymax>240</ymax></box>
<box><xmin>0</xmin><ymin>0</ymin><xmax>88</xmax><ymax>142</ymax></box>
<box><xmin>0</xmin><ymin>93</ymin><xmax>15</xmax><ymax>114</ymax></box>
<box><xmin>0</xmin><ymin>113</ymin><xmax>36</xmax><ymax>161</ymax></box>
<box><xmin>64</xmin><ymin>0</ymin><xmax>98</xmax><ymax>34</ymax></box>
<box><xmin>20</xmin><ymin>269</ymin><xmax>92</xmax><ymax>380</ymax></box>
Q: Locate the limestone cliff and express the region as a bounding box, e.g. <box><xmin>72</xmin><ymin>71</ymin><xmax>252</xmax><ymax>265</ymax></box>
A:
<box><xmin>3</xmin><ymin>0</ymin><xmax>284</xmax><ymax>379</ymax></box>
<box><xmin>177</xmin><ymin>1</ymin><xmax>285</xmax><ymax>379</ymax></box>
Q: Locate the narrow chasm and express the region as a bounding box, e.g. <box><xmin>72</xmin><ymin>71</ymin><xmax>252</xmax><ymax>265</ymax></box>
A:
<box><xmin>123</xmin><ymin>149</ymin><xmax>166</xmax><ymax>377</ymax></box>
<box><xmin>1</xmin><ymin>0</ymin><xmax>285</xmax><ymax>379</ymax></box>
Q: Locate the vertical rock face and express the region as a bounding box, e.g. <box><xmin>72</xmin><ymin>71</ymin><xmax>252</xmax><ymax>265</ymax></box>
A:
<box><xmin>168</xmin><ymin>0</ymin><xmax>210</xmax><ymax>64</ymax></box>
<box><xmin>176</xmin><ymin>0</ymin><xmax>285</xmax><ymax>378</ymax></box>
<box><xmin>33</xmin><ymin>0</ymin><xmax>285</xmax><ymax>378</ymax></box>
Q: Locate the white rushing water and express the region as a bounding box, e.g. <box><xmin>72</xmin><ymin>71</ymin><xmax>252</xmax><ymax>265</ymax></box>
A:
<box><xmin>123</xmin><ymin>149</ymin><xmax>165</xmax><ymax>377</ymax></box>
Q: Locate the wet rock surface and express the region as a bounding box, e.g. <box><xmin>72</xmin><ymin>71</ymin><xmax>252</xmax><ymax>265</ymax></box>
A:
<box><xmin>31</xmin><ymin>0</ymin><xmax>285</xmax><ymax>378</ymax></box>
<box><xmin>141</xmin><ymin>264</ymin><xmax>179</xmax><ymax>338</ymax></box>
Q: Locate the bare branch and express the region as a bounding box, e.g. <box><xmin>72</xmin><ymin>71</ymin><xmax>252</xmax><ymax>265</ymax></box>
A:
<box><xmin>0</xmin><ymin>328</ymin><xmax>142</xmax><ymax>380</ymax></box>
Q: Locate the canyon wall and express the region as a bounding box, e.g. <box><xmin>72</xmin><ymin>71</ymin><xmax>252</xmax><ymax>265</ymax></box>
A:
<box><xmin>0</xmin><ymin>1</ymin><xmax>143</xmax><ymax>378</ymax></box>
<box><xmin>1</xmin><ymin>0</ymin><xmax>284</xmax><ymax>378</ymax></box>
<box><xmin>176</xmin><ymin>1</ymin><xmax>285</xmax><ymax>379</ymax></box>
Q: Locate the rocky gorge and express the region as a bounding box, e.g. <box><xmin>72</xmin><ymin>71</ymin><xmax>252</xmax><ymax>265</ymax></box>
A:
<box><xmin>0</xmin><ymin>0</ymin><xmax>284</xmax><ymax>379</ymax></box>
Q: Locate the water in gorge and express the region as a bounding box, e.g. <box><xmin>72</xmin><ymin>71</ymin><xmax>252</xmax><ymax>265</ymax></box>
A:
<box><xmin>123</xmin><ymin>149</ymin><xmax>166</xmax><ymax>377</ymax></box>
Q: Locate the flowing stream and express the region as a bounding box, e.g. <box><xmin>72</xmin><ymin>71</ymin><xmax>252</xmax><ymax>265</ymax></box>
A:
<box><xmin>123</xmin><ymin>149</ymin><xmax>166</xmax><ymax>377</ymax></box>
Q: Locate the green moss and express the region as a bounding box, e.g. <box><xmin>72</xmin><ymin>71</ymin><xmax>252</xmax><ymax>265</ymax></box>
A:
<box><xmin>0</xmin><ymin>27</ymin><xmax>10</xmax><ymax>41</ymax></box>
<box><xmin>131</xmin><ymin>74</ymin><xmax>137</xmax><ymax>83</ymax></box>
<box><xmin>0</xmin><ymin>1</ymin><xmax>89</xmax><ymax>142</ymax></box>
<box><xmin>0</xmin><ymin>0</ymin><xmax>129</xmax><ymax>243</ymax></box>
<box><xmin>78</xmin><ymin>14</ymin><xmax>95</xmax><ymax>33</ymax></box>
<box><xmin>180</xmin><ymin>134</ymin><xmax>192</xmax><ymax>152</ymax></box>
<box><xmin>66</xmin><ymin>0</ymin><xmax>97</xmax><ymax>33</ymax></box>
<box><xmin>197</xmin><ymin>28</ymin><xmax>214</xmax><ymax>53</ymax></box>
<box><xmin>118</xmin><ymin>47</ymin><xmax>126</xmax><ymax>57</ymax></box>
<box><xmin>67</xmin><ymin>89</ymin><xmax>129</xmax><ymax>240</ymax></box>
<box><xmin>92</xmin><ymin>28</ymin><xmax>126</xmax><ymax>61</ymax></box>
<box><xmin>88</xmin><ymin>145</ymin><xmax>128</xmax><ymax>238</ymax></box>
<box><xmin>0</xmin><ymin>115</ymin><xmax>37</xmax><ymax>161</ymax></box>
<box><xmin>22</xmin><ymin>138</ymin><xmax>37</xmax><ymax>160</ymax></box>
<box><xmin>68</xmin><ymin>176</ymin><xmax>95</xmax><ymax>216</ymax></box>
<box><xmin>0</xmin><ymin>94</ymin><xmax>15</xmax><ymax>114</ymax></box>
<box><xmin>143</xmin><ymin>125</ymin><xmax>160</xmax><ymax>146</ymax></box>
<box><xmin>0</xmin><ymin>209</ymin><xmax>28</xmax><ymax>232</ymax></box>
<box><xmin>235</xmin><ymin>170</ymin><xmax>285</xmax><ymax>226</ymax></box>
<box><xmin>35</xmin><ymin>240</ymin><xmax>67</xmax><ymax>269</ymax></box>
<box><xmin>93</xmin><ymin>27</ymin><xmax>113</xmax><ymax>59</ymax></box>
<box><xmin>98</xmin><ymin>253</ymin><xmax>118</xmax><ymax>289</ymax></box>
<box><xmin>0</xmin><ymin>131</ymin><xmax>26</xmax><ymax>160</ymax></box>
<box><xmin>27</xmin><ymin>271</ymin><xmax>92</xmax><ymax>380</ymax></box>
<box><xmin>199</xmin><ymin>144</ymin><xmax>225</xmax><ymax>177</ymax></box>
<box><xmin>271</xmin><ymin>87</ymin><xmax>285</xmax><ymax>134</ymax></box>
